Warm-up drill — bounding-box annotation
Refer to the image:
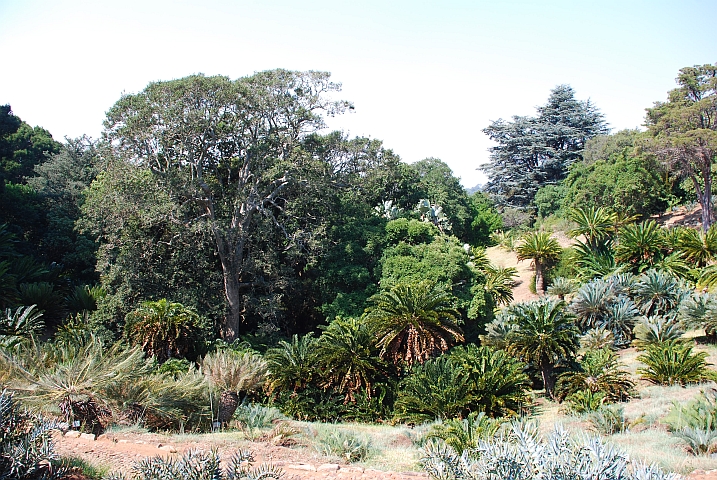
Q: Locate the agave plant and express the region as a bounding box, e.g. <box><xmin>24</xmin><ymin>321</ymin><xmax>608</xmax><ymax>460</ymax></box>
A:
<box><xmin>104</xmin><ymin>448</ymin><xmax>282</xmax><ymax>480</ymax></box>
<box><xmin>0</xmin><ymin>390</ymin><xmax>69</xmax><ymax>479</ymax></box>
<box><xmin>420</xmin><ymin>421</ymin><xmax>679</xmax><ymax>480</ymax></box>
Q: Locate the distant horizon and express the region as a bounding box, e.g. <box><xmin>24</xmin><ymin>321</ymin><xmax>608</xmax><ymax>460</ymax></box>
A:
<box><xmin>1</xmin><ymin>0</ymin><xmax>714</xmax><ymax>187</ymax></box>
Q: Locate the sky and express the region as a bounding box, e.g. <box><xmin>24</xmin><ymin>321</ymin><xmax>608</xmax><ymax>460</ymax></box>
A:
<box><xmin>0</xmin><ymin>0</ymin><xmax>715</xmax><ymax>188</ymax></box>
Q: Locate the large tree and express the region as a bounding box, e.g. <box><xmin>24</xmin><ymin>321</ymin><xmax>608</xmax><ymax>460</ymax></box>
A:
<box><xmin>481</xmin><ymin>85</ymin><xmax>608</xmax><ymax>208</ymax></box>
<box><xmin>101</xmin><ymin>71</ymin><xmax>351</xmax><ymax>340</ymax></box>
<box><xmin>645</xmin><ymin>64</ymin><xmax>717</xmax><ymax>230</ymax></box>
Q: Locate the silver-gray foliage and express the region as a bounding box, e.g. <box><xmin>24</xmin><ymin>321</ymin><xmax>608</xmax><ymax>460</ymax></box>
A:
<box><xmin>0</xmin><ymin>389</ymin><xmax>66</xmax><ymax>480</ymax></box>
<box><xmin>420</xmin><ymin>422</ymin><xmax>678</xmax><ymax>480</ymax></box>
<box><xmin>104</xmin><ymin>448</ymin><xmax>283</xmax><ymax>480</ymax></box>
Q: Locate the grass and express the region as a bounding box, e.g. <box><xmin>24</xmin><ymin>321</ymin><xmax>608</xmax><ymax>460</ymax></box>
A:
<box><xmin>61</xmin><ymin>456</ymin><xmax>111</xmax><ymax>479</ymax></box>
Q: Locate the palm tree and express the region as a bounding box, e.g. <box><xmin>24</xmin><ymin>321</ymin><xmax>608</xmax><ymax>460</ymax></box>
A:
<box><xmin>364</xmin><ymin>281</ymin><xmax>463</xmax><ymax>367</ymax></box>
<box><xmin>124</xmin><ymin>299</ymin><xmax>206</xmax><ymax>363</ymax></box>
<box><xmin>515</xmin><ymin>232</ymin><xmax>562</xmax><ymax>295</ymax></box>
<box><xmin>316</xmin><ymin>317</ymin><xmax>384</xmax><ymax>403</ymax></box>
<box><xmin>202</xmin><ymin>349</ymin><xmax>268</xmax><ymax>426</ymax></box>
<box><xmin>503</xmin><ymin>298</ymin><xmax>579</xmax><ymax>400</ymax></box>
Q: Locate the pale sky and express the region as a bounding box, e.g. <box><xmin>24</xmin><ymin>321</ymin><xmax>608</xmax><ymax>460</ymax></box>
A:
<box><xmin>1</xmin><ymin>0</ymin><xmax>714</xmax><ymax>187</ymax></box>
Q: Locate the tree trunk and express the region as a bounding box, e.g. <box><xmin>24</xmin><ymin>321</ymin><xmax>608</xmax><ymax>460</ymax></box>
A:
<box><xmin>691</xmin><ymin>171</ymin><xmax>713</xmax><ymax>232</ymax></box>
<box><xmin>218</xmin><ymin>390</ymin><xmax>240</xmax><ymax>426</ymax></box>
<box><xmin>541</xmin><ymin>362</ymin><xmax>555</xmax><ymax>400</ymax></box>
<box><xmin>534</xmin><ymin>259</ymin><xmax>545</xmax><ymax>296</ymax></box>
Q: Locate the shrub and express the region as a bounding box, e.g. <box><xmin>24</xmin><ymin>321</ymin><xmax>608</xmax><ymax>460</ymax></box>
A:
<box><xmin>0</xmin><ymin>390</ymin><xmax>68</xmax><ymax>479</ymax></box>
<box><xmin>556</xmin><ymin>348</ymin><xmax>635</xmax><ymax>403</ymax></box>
<box><xmin>103</xmin><ymin>448</ymin><xmax>282</xmax><ymax>480</ymax></box>
<box><xmin>637</xmin><ymin>341</ymin><xmax>714</xmax><ymax>386</ymax></box>
<box><xmin>565</xmin><ymin>389</ymin><xmax>606</xmax><ymax>414</ymax></box>
<box><xmin>633</xmin><ymin>316</ymin><xmax>685</xmax><ymax>349</ymax></box>
<box><xmin>589</xmin><ymin>406</ymin><xmax>627</xmax><ymax>435</ymax></box>
<box><xmin>425</xmin><ymin>412</ymin><xmax>505</xmax><ymax>454</ymax></box>
<box><xmin>673</xmin><ymin>428</ymin><xmax>717</xmax><ymax>455</ymax></box>
<box><xmin>420</xmin><ymin>422</ymin><xmax>679</xmax><ymax>480</ymax></box>
<box><xmin>234</xmin><ymin>403</ymin><xmax>285</xmax><ymax>439</ymax></box>
<box><xmin>313</xmin><ymin>429</ymin><xmax>372</xmax><ymax>463</ymax></box>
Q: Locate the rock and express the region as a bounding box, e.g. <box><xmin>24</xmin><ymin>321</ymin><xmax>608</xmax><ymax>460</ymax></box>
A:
<box><xmin>159</xmin><ymin>445</ymin><xmax>177</xmax><ymax>453</ymax></box>
<box><xmin>318</xmin><ymin>464</ymin><xmax>340</xmax><ymax>471</ymax></box>
<box><xmin>118</xmin><ymin>439</ymin><xmax>130</xmax><ymax>443</ymax></box>
<box><xmin>64</xmin><ymin>430</ymin><xmax>81</xmax><ymax>438</ymax></box>
<box><xmin>80</xmin><ymin>433</ymin><xmax>96</xmax><ymax>441</ymax></box>
<box><xmin>288</xmin><ymin>464</ymin><xmax>317</xmax><ymax>471</ymax></box>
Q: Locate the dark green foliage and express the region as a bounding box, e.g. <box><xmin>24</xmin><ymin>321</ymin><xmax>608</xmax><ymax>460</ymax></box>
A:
<box><xmin>124</xmin><ymin>299</ymin><xmax>209</xmax><ymax>363</ymax></box>
<box><xmin>502</xmin><ymin>298</ymin><xmax>579</xmax><ymax>399</ymax></box>
<box><xmin>0</xmin><ymin>389</ymin><xmax>68</xmax><ymax>480</ymax></box>
<box><xmin>394</xmin><ymin>345</ymin><xmax>530</xmax><ymax>424</ymax></box>
<box><xmin>365</xmin><ymin>281</ymin><xmax>463</xmax><ymax>367</ymax></box>
<box><xmin>564</xmin><ymin>389</ymin><xmax>606</xmax><ymax>414</ymax></box>
<box><xmin>426</xmin><ymin>411</ymin><xmax>505</xmax><ymax>454</ymax></box>
<box><xmin>467</xmin><ymin>192</ymin><xmax>503</xmax><ymax>246</ymax></box>
<box><xmin>481</xmin><ymin>85</ymin><xmax>608</xmax><ymax>208</ymax></box>
<box><xmin>534</xmin><ymin>184</ymin><xmax>566</xmax><ymax>218</ymax></box>
<box><xmin>563</xmin><ymin>130</ymin><xmax>674</xmax><ymax>218</ymax></box>
<box><xmin>316</xmin><ymin>317</ymin><xmax>385</xmax><ymax>402</ymax></box>
<box><xmin>637</xmin><ymin>341</ymin><xmax>713</xmax><ymax>386</ymax></box>
<box><xmin>555</xmin><ymin>348</ymin><xmax>635</xmax><ymax>403</ymax></box>
<box><xmin>645</xmin><ymin>63</ymin><xmax>717</xmax><ymax>230</ymax></box>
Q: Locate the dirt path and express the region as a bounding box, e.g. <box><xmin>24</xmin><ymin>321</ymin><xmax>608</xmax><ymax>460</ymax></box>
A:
<box><xmin>55</xmin><ymin>430</ymin><xmax>428</xmax><ymax>480</ymax></box>
<box><xmin>485</xmin><ymin>245</ymin><xmax>537</xmax><ymax>304</ymax></box>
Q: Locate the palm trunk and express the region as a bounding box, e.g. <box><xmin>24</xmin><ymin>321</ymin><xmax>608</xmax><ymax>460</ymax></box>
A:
<box><xmin>541</xmin><ymin>362</ymin><xmax>555</xmax><ymax>400</ymax></box>
<box><xmin>535</xmin><ymin>259</ymin><xmax>545</xmax><ymax>295</ymax></box>
<box><xmin>218</xmin><ymin>390</ymin><xmax>240</xmax><ymax>426</ymax></box>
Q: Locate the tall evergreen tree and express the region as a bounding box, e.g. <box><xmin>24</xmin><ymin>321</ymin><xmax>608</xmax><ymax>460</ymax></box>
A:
<box><xmin>481</xmin><ymin>85</ymin><xmax>608</xmax><ymax>208</ymax></box>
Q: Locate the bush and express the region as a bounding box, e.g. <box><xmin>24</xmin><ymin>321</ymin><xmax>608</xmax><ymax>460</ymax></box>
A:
<box><xmin>0</xmin><ymin>390</ymin><xmax>68</xmax><ymax>479</ymax></box>
<box><xmin>420</xmin><ymin>421</ymin><xmax>679</xmax><ymax>480</ymax></box>
<box><xmin>637</xmin><ymin>340</ymin><xmax>714</xmax><ymax>386</ymax></box>
<box><xmin>589</xmin><ymin>406</ymin><xmax>627</xmax><ymax>435</ymax></box>
<box><xmin>425</xmin><ymin>412</ymin><xmax>505</xmax><ymax>454</ymax></box>
<box><xmin>313</xmin><ymin>429</ymin><xmax>372</xmax><ymax>463</ymax></box>
<box><xmin>104</xmin><ymin>448</ymin><xmax>282</xmax><ymax>480</ymax></box>
<box><xmin>564</xmin><ymin>389</ymin><xmax>606</xmax><ymax>414</ymax></box>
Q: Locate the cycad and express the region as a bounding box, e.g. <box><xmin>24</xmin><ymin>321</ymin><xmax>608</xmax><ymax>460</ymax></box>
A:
<box><xmin>265</xmin><ymin>333</ymin><xmax>319</xmax><ymax>394</ymax></box>
<box><xmin>637</xmin><ymin>340</ymin><xmax>713</xmax><ymax>386</ymax></box>
<box><xmin>633</xmin><ymin>316</ymin><xmax>685</xmax><ymax>349</ymax></box>
<box><xmin>426</xmin><ymin>411</ymin><xmax>505</xmax><ymax>454</ymax></box>
<box><xmin>484</xmin><ymin>265</ymin><xmax>518</xmax><ymax>306</ymax></box>
<box><xmin>632</xmin><ymin>269</ymin><xmax>688</xmax><ymax>317</ymax></box>
<box><xmin>568</xmin><ymin>206</ymin><xmax>617</xmax><ymax>249</ymax></box>
<box><xmin>316</xmin><ymin>316</ymin><xmax>384</xmax><ymax>402</ymax></box>
<box><xmin>571</xmin><ymin>278</ymin><xmax>613</xmax><ymax>331</ymax></box>
<box><xmin>556</xmin><ymin>348</ymin><xmax>635</xmax><ymax>403</ymax></box>
<box><xmin>515</xmin><ymin>231</ymin><xmax>562</xmax><ymax>295</ymax></box>
<box><xmin>546</xmin><ymin>277</ymin><xmax>578</xmax><ymax>301</ymax></box>
<box><xmin>1</xmin><ymin>335</ymin><xmax>150</xmax><ymax>433</ymax></box>
<box><xmin>615</xmin><ymin>220</ymin><xmax>666</xmax><ymax>272</ymax></box>
<box><xmin>504</xmin><ymin>298</ymin><xmax>579</xmax><ymax>399</ymax></box>
<box><xmin>202</xmin><ymin>349</ymin><xmax>268</xmax><ymax>426</ymax></box>
<box><xmin>676</xmin><ymin>225</ymin><xmax>717</xmax><ymax>267</ymax></box>
<box><xmin>0</xmin><ymin>305</ymin><xmax>43</xmax><ymax>348</ymax></box>
<box><xmin>365</xmin><ymin>281</ymin><xmax>463</xmax><ymax>367</ymax></box>
<box><xmin>124</xmin><ymin>299</ymin><xmax>207</xmax><ymax>363</ymax></box>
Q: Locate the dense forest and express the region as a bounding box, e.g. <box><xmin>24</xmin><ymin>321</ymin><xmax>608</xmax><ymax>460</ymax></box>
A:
<box><xmin>1</xmin><ymin>64</ymin><xmax>716</xmax><ymax>479</ymax></box>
